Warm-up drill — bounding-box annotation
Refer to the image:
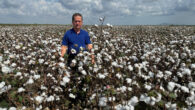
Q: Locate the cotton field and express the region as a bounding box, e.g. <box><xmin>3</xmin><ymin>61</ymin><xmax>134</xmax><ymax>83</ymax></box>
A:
<box><xmin>0</xmin><ymin>24</ymin><xmax>195</xmax><ymax>110</ymax></box>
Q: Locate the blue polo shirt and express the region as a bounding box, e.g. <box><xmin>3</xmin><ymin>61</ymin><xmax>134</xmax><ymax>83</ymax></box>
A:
<box><xmin>62</xmin><ymin>28</ymin><xmax>92</xmax><ymax>54</ymax></box>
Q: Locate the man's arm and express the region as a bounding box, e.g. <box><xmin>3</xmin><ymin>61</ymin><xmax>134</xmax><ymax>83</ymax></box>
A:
<box><xmin>61</xmin><ymin>45</ymin><xmax>68</xmax><ymax>57</ymax></box>
<box><xmin>87</xmin><ymin>44</ymin><xmax>95</xmax><ymax>64</ymax></box>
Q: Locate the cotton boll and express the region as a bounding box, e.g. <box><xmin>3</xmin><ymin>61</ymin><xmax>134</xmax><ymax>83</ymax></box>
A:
<box><xmin>0</xmin><ymin>84</ymin><xmax>11</xmax><ymax>94</ymax></box>
<box><xmin>58</xmin><ymin>62</ymin><xmax>65</xmax><ymax>68</ymax></box>
<box><xmin>165</xmin><ymin>71</ymin><xmax>172</xmax><ymax>76</ymax></box>
<box><xmin>108</xmin><ymin>97</ymin><xmax>116</xmax><ymax>101</ymax></box>
<box><xmin>26</xmin><ymin>78</ymin><xmax>34</xmax><ymax>84</ymax></box>
<box><xmin>191</xmin><ymin>64</ymin><xmax>195</xmax><ymax>69</ymax></box>
<box><xmin>81</xmin><ymin>70</ymin><xmax>87</xmax><ymax>75</ymax></box>
<box><xmin>0</xmin><ymin>56</ymin><xmax>2</xmax><ymax>62</ymax></box>
<box><xmin>119</xmin><ymin>86</ymin><xmax>127</xmax><ymax>92</ymax></box>
<box><xmin>148</xmin><ymin>71</ymin><xmax>154</xmax><ymax>78</ymax></box>
<box><xmin>38</xmin><ymin>59</ymin><xmax>44</xmax><ymax>64</ymax></box>
<box><xmin>56</xmin><ymin>96</ymin><xmax>60</xmax><ymax>101</ymax></box>
<box><xmin>115</xmin><ymin>104</ymin><xmax>134</xmax><ymax>110</ymax></box>
<box><xmin>35</xmin><ymin>96</ymin><xmax>44</xmax><ymax>104</ymax></box>
<box><xmin>181</xmin><ymin>52</ymin><xmax>187</xmax><ymax>59</ymax></box>
<box><xmin>112</xmin><ymin>62</ymin><xmax>118</xmax><ymax>67</ymax></box>
<box><xmin>99</xmin><ymin>17</ymin><xmax>104</xmax><ymax>22</ymax></box>
<box><xmin>94</xmin><ymin>24</ymin><xmax>98</xmax><ymax>27</ymax></box>
<box><xmin>18</xmin><ymin>87</ymin><xmax>25</xmax><ymax>93</ymax></box>
<box><xmin>188</xmin><ymin>82</ymin><xmax>195</xmax><ymax>89</ymax></box>
<box><xmin>15</xmin><ymin>45</ymin><xmax>21</xmax><ymax>49</ymax></box>
<box><xmin>99</xmin><ymin>97</ymin><xmax>107</xmax><ymax>107</ymax></box>
<box><xmin>9</xmin><ymin>54</ymin><xmax>15</xmax><ymax>58</ymax></box>
<box><xmin>177</xmin><ymin>72</ymin><xmax>183</xmax><ymax>77</ymax></box>
<box><xmin>172</xmin><ymin>76</ymin><xmax>178</xmax><ymax>82</ymax></box>
<box><xmin>0</xmin><ymin>82</ymin><xmax>5</xmax><ymax>89</ymax></box>
<box><xmin>126</xmin><ymin>78</ymin><xmax>132</xmax><ymax>84</ymax></box>
<box><xmin>46</xmin><ymin>95</ymin><xmax>55</xmax><ymax>102</ymax></box>
<box><xmin>150</xmin><ymin>99</ymin><xmax>156</xmax><ymax>105</ymax></box>
<box><xmin>181</xmin><ymin>68</ymin><xmax>191</xmax><ymax>76</ymax></box>
<box><xmin>155</xmin><ymin>58</ymin><xmax>161</xmax><ymax>63</ymax></box>
<box><xmin>47</xmin><ymin>73</ymin><xmax>52</xmax><ymax>77</ymax></box>
<box><xmin>156</xmin><ymin>93</ymin><xmax>162</xmax><ymax>102</ymax></box>
<box><xmin>90</xmin><ymin>94</ymin><xmax>96</xmax><ymax>100</ymax></box>
<box><xmin>29</xmin><ymin>60</ymin><xmax>35</xmax><ymax>65</ymax></box>
<box><xmin>128</xmin><ymin>87</ymin><xmax>132</xmax><ymax>91</ymax></box>
<box><xmin>60</xmin><ymin>76</ymin><xmax>70</xmax><ymax>86</ymax></box>
<box><xmin>156</xmin><ymin>71</ymin><xmax>164</xmax><ymax>78</ymax></box>
<box><xmin>59</xmin><ymin>57</ymin><xmax>64</xmax><ymax>62</ymax></box>
<box><xmin>33</xmin><ymin>74</ymin><xmax>40</xmax><ymax>80</ymax></box>
<box><xmin>71</xmin><ymin>49</ymin><xmax>77</xmax><ymax>54</ymax></box>
<box><xmin>63</xmin><ymin>76</ymin><xmax>70</xmax><ymax>83</ymax></box>
<box><xmin>69</xmin><ymin>93</ymin><xmax>76</xmax><ymax>99</ymax></box>
<box><xmin>167</xmin><ymin>82</ymin><xmax>175</xmax><ymax>91</ymax></box>
<box><xmin>2</xmin><ymin>66</ymin><xmax>12</xmax><ymax>74</ymax></box>
<box><xmin>188</xmin><ymin>106</ymin><xmax>195</xmax><ymax>110</ymax></box>
<box><xmin>116</xmin><ymin>73</ymin><xmax>122</xmax><ymax>79</ymax></box>
<box><xmin>128</xmin><ymin>65</ymin><xmax>133</xmax><ymax>71</ymax></box>
<box><xmin>70</xmin><ymin>59</ymin><xmax>77</xmax><ymax>67</ymax></box>
<box><xmin>78</xmin><ymin>66</ymin><xmax>83</xmax><ymax>72</ymax></box>
<box><xmin>181</xmin><ymin>86</ymin><xmax>189</xmax><ymax>93</ymax></box>
<box><xmin>165</xmin><ymin>102</ymin><xmax>171</xmax><ymax>109</ymax></box>
<box><xmin>98</xmin><ymin>73</ymin><xmax>106</xmax><ymax>79</ymax></box>
<box><xmin>144</xmin><ymin>84</ymin><xmax>152</xmax><ymax>91</ymax></box>
<box><xmin>128</xmin><ymin>96</ymin><xmax>139</xmax><ymax>106</ymax></box>
<box><xmin>11</xmin><ymin>63</ymin><xmax>17</xmax><ymax>67</ymax></box>
<box><xmin>170</xmin><ymin>103</ymin><xmax>177</xmax><ymax>110</ymax></box>
<box><xmin>41</xmin><ymin>85</ymin><xmax>47</xmax><ymax>90</ymax></box>
<box><xmin>140</xmin><ymin>94</ymin><xmax>147</xmax><ymax>102</ymax></box>
<box><xmin>51</xmin><ymin>55</ymin><xmax>56</xmax><ymax>59</ymax></box>
<box><xmin>9</xmin><ymin>107</ymin><xmax>17</xmax><ymax>110</ymax></box>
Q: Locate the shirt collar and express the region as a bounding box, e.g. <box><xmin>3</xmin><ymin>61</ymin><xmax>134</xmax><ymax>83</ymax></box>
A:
<box><xmin>71</xmin><ymin>28</ymin><xmax>83</xmax><ymax>34</ymax></box>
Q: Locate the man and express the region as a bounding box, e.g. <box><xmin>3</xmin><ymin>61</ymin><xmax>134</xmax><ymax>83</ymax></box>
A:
<box><xmin>61</xmin><ymin>13</ymin><xmax>94</xmax><ymax>66</ymax></box>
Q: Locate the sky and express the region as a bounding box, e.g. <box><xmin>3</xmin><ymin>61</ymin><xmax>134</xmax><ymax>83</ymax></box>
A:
<box><xmin>0</xmin><ymin>0</ymin><xmax>195</xmax><ymax>25</ymax></box>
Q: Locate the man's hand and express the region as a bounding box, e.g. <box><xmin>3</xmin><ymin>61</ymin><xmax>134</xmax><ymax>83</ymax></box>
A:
<box><xmin>87</xmin><ymin>44</ymin><xmax>95</xmax><ymax>64</ymax></box>
<box><xmin>61</xmin><ymin>45</ymin><xmax>68</xmax><ymax>57</ymax></box>
<box><xmin>87</xmin><ymin>44</ymin><xmax>93</xmax><ymax>50</ymax></box>
<box><xmin>91</xmin><ymin>54</ymin><xmax>95</xmax><ymax>64</ymax></box>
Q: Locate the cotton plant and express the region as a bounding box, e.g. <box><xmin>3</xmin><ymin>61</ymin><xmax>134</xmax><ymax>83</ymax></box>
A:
<box><xmin>0</xmin><ymin>24</ymin><xmax>195</xmax><ymax>109</ymax></box>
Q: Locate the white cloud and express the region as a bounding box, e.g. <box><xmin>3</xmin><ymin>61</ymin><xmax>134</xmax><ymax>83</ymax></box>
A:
<box><xmin>0</xmin><ymin>0</ymin><xmax>194</xmax><ymax>24</ymax></box>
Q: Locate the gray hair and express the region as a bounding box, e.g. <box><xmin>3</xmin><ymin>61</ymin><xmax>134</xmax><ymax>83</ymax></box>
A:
<box><xmin>72</xmin><ymin>13</ymin><xmax>83</xmax><ymax>22</ymax></box>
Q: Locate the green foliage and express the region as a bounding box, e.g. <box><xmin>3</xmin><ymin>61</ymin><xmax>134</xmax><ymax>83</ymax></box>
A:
<box><xmin>0</xmin><ymin>100</ymin><xmax>9</xmax><ymax>108</ymax></box>
<box><xmin>9</xmin><ymin>90</ymin><xmax>17</xmax><ymax>101</ymax></box>
<box><xmin>13</xmin><ymin>69</ymin><xmax>19</xmax><ymax>74</ymax></box>
<box><xmin>64</xmin><ymin>100</ymin><xmax>70</xmax><ymax>107</ymax></box>
<box><xmin>177</xmin><ymin>101</ymin><xmax>187</xmax><ymax>108</ymax></box>
<box><xmin>18</xmin><ymin>96</ymin><xmax>23</xmax><ymax>103</ymax></box>
<box><xmin>63</xmin><ymin>54</ymin><xmax>69</xmax><ymax>60</ymax></box>
<box><xmin>72</xmin><ymin>88</ymin><xmax>77</xmax><ymax>94</ymax></box>
<box><xmin>110</xmin><ymin>88</ymin><xmax>117</xmax><ymax>95</ymax></box>
<box><xmin>169</xmin><ymin>93</ymin><xmax>177</xmax><ymax>99</ymax></box>
<box><xmin>10</xmin><ymin>80</ymin><xmax>18</xmax><ymax>87</ymax></box>
<box><xmin>156</xmin><ymin>100</ymin><xmax>165</xmax><ymax>107</ymax></box>
<box><xmin>148</xmin><ymin>90</ymin><xmax>158</xmax><ymax>97</ymax></box>
<box><xmin>135</xmin><ymin>101</ymin><xmax>156</xmax><ymax>110</ymax></box>
<box><xmin>85</xmin><ymin>75</ymin><xmax>91</xmax><ymax>83</ymax></box>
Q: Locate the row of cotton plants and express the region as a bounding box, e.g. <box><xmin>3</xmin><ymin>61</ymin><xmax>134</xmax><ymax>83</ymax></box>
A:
<box><xmin>0</xmin><ymin>24</ymin><xmax>195</xmax><ymax>110</ymax></box>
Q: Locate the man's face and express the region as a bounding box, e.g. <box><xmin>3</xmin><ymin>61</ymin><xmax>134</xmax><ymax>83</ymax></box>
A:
<box><xmin>72</xmin><ymin>16</ymin><xmax>83</xmax><ymax>30</ymax></box>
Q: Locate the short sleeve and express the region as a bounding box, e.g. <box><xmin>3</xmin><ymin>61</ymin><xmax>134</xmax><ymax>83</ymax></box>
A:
<box><xmin>85</xmin><ymin>33</ymin><xmax>92</xmax><ymax>45</ymax></box>
<box><xmin>62</xmin><ymin>33</ymin><xmax>68</xmax><ymax>46</ymax></box>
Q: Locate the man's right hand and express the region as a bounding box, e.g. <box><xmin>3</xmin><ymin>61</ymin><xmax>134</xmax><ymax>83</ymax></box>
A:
<box><xmin>61</xmin><ymin>45</ymin><xmax>68</xmax><ymax>57</ymax></box>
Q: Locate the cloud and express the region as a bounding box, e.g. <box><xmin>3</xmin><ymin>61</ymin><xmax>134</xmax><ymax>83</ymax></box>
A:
<box><xmin>0</xmin><ymin>0</ymin><xmax>69</xmax><ymax>17</ymax></box>
<box><xmin>0</xmin><ymin>0</ymin><xmax>194</xmax><ymax>17</ymax></box>
<box><xmin>0</xmin><ymin>0</ymin><xmax>194</xmax><ymax>24</ymax></box>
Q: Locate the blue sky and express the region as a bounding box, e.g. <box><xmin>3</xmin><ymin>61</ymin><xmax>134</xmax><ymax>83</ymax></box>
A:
<box><xmin>0</xmin><ymin>0</ymin><xmax>195</xmax><ymax>25</ymax></box>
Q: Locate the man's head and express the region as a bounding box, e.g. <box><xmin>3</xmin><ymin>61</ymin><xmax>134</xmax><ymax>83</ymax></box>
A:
<box><xmin>72</xmin><ymin>13</ymin><xmax>83</xmax><ymax>31</ymax></box>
